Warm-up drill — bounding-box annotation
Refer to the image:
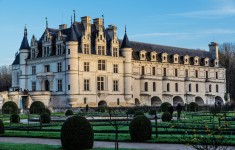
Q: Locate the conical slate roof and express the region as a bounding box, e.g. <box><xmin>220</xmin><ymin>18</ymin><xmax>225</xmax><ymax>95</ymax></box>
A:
<box><xmin>68</xmin><ymin>24</ymin><xmax>77</xmax><ymax>41</ymax></box>
<box><xmin>120</xmin><ymin>31</ymin><xmax>131</xmax><ymax>49</ymax></box>
<box><xmin>20</xmin><ymin>27</ymin><xmax>30</xmax><ymax>50</ymax></box>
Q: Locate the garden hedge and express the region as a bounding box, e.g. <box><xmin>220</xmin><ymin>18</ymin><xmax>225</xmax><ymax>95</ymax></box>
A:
<box><xmin>2</xmin><ymin>101</ymin><xmax>18</xmax><ymax>114</ymax></box>
<box><xmin>10</xmin><ymin>114</ymin><xmax>20</xmax><ymax>123</ymax></box>
<box><xmin>40</xmin><ymin>112</ymin><xmax>51</xmax><ymax>124</ymax></box>
<box><xmin>0</xmin><ymin>119</ymin><xmax>4</xmax><ymax>134</ymax></box>
<box><xmin>30</xmin><ymin>101</ymin><xmax>45</xmax><ymax>114</ymax></box>
<box><xmin>65</xmin><ymin>109</ymin><xmax>74</xmax><ymax>116</ymax></box>
<box><xmin>161</xmin><ymin>112</ymin><xmax>172</xmax><ymax>122</ymax></box>
<box><xmin>134</xmin><ymin>111</ymin><xmax>144</xmax><ymax>117</ymax></box>
<box><xmin>188</xmin><ymin>102</ymin><xmax>199</xmax><ymax>112</ymax></box>
<box><xmin>129</xmin><ymin>115</ymin><xmax>152</xmax><ymax>142</ymax></box>
<box><xmin>61</xmin><ymin>116</ymin><xmax>94</xmax><ymax>150</ymax></box>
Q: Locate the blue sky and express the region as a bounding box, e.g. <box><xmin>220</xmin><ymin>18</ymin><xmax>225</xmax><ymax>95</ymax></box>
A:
<box><xmin>1</xmin><ymin>0</ymin><xmax>235</xmax><ymax>65</ymax></box>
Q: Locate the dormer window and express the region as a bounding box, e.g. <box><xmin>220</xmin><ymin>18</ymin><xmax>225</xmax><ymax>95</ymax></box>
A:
<box><xmin>214</xmin><ymin>59</ymin><xmax>219</xmax><ymax>67</ymax></box>
<box><xmin>98</xmin><ymin>46</ymin><xmax>105</xmax><ymax>55</ymax></box>
<box><xmin>162</xmin><ymin>53</ymin><xmax>168</xmax><ymax>63</ymax></box>
<box><xmin>113</xmin><ymin>47</ymin><xmax>118</xmax><ymax>57</ymax></box>
<box><xmin>173</xmin><ymin>54</ymin><xmax>179</xmax><ymax>63</ymax></box>
<box><xmin>150</xmin><ymin>52</ymin><xmax>157</xmax><ymax>61</ymax></box>
<box><xmin>204</xmin><ymin>57</ymin><xmax>209</xmax><ymax>66</ymax></box>
<box><xmin>84</xmin><ymin>44</ymin><xmax>90</xmax><ymax>54</ymax></box>
<box><xmin>140</xmin><ymin>50</ymin><xmax>147</xmax><ymax>61</ymax></box>
<box><xmin>194</xmin><ymin>56</ymin><xmax>199</xmax><ymax>65</ymax></box>
<box><xmin>184</xmin><ymin>55</ymin><xmax>189</xmax><ymax>64</ymax></box>
<box><xmin>31</xmin><ymin>49</ymin><xmax>36</xmax><ymax>58</ymax></box>
<box><xmin>43</xmin><ymin>46</ymin><xmax>50</xmax><ymax>57</ymax></box>
<box><xmin>57</xmin><ymin>44</ymin><xmax>64</xmax><ymax>55</ymax></box>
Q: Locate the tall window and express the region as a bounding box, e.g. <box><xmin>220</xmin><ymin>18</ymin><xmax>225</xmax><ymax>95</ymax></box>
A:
<box><xmin>44</xmin><ymin>65</ymin><xmax>50</xmax><ymax>72</ymax></box>
<box><xmin>117</xmin><ymin>98</ymin><xmax>120</xmax><ymax>105</ymax></box>
<box><xmin>46</xmin><ymin>47</ymin><xmax>50</xmax><ymax>56</ymax></box>
<box><xmin>57</xmin><ymin>62</ymin><xmax>62</xmax><ymax>72</ymax></box>
<box><xmin>68</xmin><ymin>85</ymin><xmax>70</xmax><ymax>90</ymax></box>
<box><xmin>43</xmin><ymin>47</ymin><xmax>46</xmax><ymax>57</ymax></box>
<box><xmin>84</xmin><ymin>44</ymin><xmax>89</xmax><ymax>54</ymax></box>
<box><xmin>32</xmin><ymin>82</ymin><xmax>36</xmax><ymax>91</ymax></box>
<box><xmin>31</xmin><ymin>49</ymin><xmax>36</xmax><ymax>58</ymax></box>
<box><xmin>206</xmin><ymin>71</ymin><xmax>208</xmax><ymax>79</ymax></box>
<box><xmin>175</xmin><ymin>83</ymin><xmax>178</xmax><ymax>92</ymax></box>
<box><xmin>57</xmin><ymin>45</ymin><xmax>62</xmax><ymax>55</ymax></box>
<box><xmin>113</xmin><ymin>80</ymin><xmax>118</xmax><ymax>91</ymax></box>
<box><xmin>113</xmin><ymin>64</ymin><xmax>118</xmax><ymax>73</ymax></box>
<box><xmin>216</xmin><ymin>84</ymin><xmax>219</xmax><ymax>92</ymax></box>
<box><xmin>98</xmin><ymin>60</ymin><xmax>106</xmax><ymax>70</ymax></box>
<box><xmin>163</xmin><ymin>68</ymin><xmax>166</xmax><ymax>76</ymax></box>
<box><xmin>216</xmin><ymin>72</ymin><xmax>218</xmax><ymax>79</ymax></box>
<box><xmin>68</xmin><ymin>65</ymin><xmax>70</xmax><ymax>70</ymax></box>
<box><xmin>195</xmin><ymin>70</ymin><xmax>198</xmax><ymax>78</ymax></box>
<box><xmin>153</xmin><ymin>82</ymin><xmax>156</xmax><ymax>91</ymax></box>
<box><xmin>84</xmin><ymin>62</ymin><xmax>90</xmax><ymax>72</ymax></box>
<box><xmin>209</xmin><ymin>84</ymin><xmax>212</xmax><ymax>92</ymax></box>
<box><xmin>189</xmin><ymin>84</ymin><xmax>191</xmax><ymax>92</ymax></box>
<box><xmin>175</xmin><ymin>69</ymin><xmax>178</xmax><ymax>77</ymax></box>
<box><xmin>141</xmin><ymin>66</ymin><xmax>145</xmax><ymax>75</ymax></box>
<box><xmin>57</xmin><ymin>80</ymin><xmax>62</xmax><ymax>91</ymax></box>
<box><xmin>98</xmin><ymin>46</ymin><xmax>105</xmax><ymax>55</ymax></box>
<box><xmin>196</xmin><ymin>84</ymin><xmax>199</xmax><ymax>92</ymax></box>
<box><xmin>144</xmin><ymin>82</ymin><xmax>148</xmax><ymax>91</ymax></box>
<box><xmin>67</xmin><ymin>49</ymin><xmax>70</xmax><ymax>54</ymax></box>
<box><xmin>185</xmin><ymin>69</ymin><xmax>188</xmax><ymax>77</ymax></box>
<box><xmin>84</xmin><ymin>97</ymin><xmax>87</xmax><ymax>104</ymax></box>
<box><xmin>152</xmin><ymin>67</ymin><xmax>156</xmax><ymax>76</ymax></box>
<box><xmin>32</xmin><ymin>66</ymin><xmax>36</xmax><ymax>75</ymax></box>
<box><xmin>97</xmin><ymin>76</ymin><xmax>105</xmax><ymax>91</ymax></box>
<box><xmin>84</xmin><ymin>79</ymin><xmax>90</xmax><ymax>91</ymax></box>
<box><xmin>167</xmin><ymin>83</ymin><xmax>170</xmax><ymax>92</ymax></box>
<box><xmin>113</xmin><ymin>48</ymin><xmax>118</xmax><ymax>57</ymax></box>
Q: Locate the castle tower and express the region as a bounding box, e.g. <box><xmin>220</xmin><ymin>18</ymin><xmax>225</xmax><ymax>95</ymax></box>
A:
<box><xmin>120</xmin><ymin>28</ymin><xmax>133</xmax><ymax>103</ymax></box>
<box><xmin>19</xmin><ymin>26</ymin><xmax>30</xmax><ymax>90</ymax></box>
<box><xmin>209</xmin><ymin>42</ymin><xmax>219</xmax><ymax>62</ymax></box>
<box><xmin>65</xmin><ymin>24</ymin><xmax>79</xmax><ymax>106</ymax></box>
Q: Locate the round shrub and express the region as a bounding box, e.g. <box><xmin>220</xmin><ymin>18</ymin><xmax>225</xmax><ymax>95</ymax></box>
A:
<box><xmin>2</xmin><ymin>101</ymin><xmax>18</xmax><ymax>114</ymax></box>
<box><xmin>61</xmin><ymin>116</ymin><xmax>94</xmax><ymax>150</ymax></box>
<box><xmin>126</xmin><ymin>108</ymin><xmax>135</xmax><ymax>115</ymax></box>
<box><xmin>30</xmin><ymin>101</ymin><xmax>45</xmax><ymax>114</ymax></box>
<box><xmin>149</xmin><ymin>109</ymin><xmax>156</xmax><ymax>116</ymax></box>
<box><xmin>161</xmin><ymin>112</ymin><xmax>172</xmax><ymax>122</ymax></box>
<box><xmin>188</xmin><ymin>102</ymin><xmax>199</xmax><ymax>112</ymax></box>
<box><xmin>134</xmin><ymin>111</ymin><xmax>144</xmax><ymax>117</ymax></box>
<box><xmin>129</xmin><ymin>115</ymin><xmax>152</xmax><ymax>142</ymax></box>
<box><xmin>160</xmin><ymin>102</ymin><xmax>172</xmax><ymax>112</ymax></box>
<box><xmin>65</xmin><ymin>109</ymin><xmax>74</xmax><ymax>116</ymax></box>
<box><xmin>0</xmin><ymin>119</ymin><xmax>4</xmax><ymax>134</ymax></box>
<box><xmin>40</xmin><ymin>112</ymin><xmax>51</xmax><ymax>124</ymax></box>
<box><xmin>44</xmin><ymin>108</ymin><xmax>51</xmax><ymax>116</ymax></box>
<box><xmin>10</xmin><ymin>114</ymin><xmax>20</xmax><ymax>123</ymax></box>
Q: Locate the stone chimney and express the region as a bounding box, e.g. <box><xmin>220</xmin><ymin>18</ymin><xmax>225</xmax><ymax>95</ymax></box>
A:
<box><xmin>81</xmin><ymin>16</ymin><xmax>91</xmax><ymax>33</ymax></box>
<box><xmin>59</xmin><ymin>24</ymin><xmax>67</xmax><ymax>30</ymax></box>
<box><xmin>93</xmin><ymin>18</ymin><xmax>103</xmax><ymax>31</ymax></box>
<box><xmin>208</xmin><ymin>42</ymin><xmax>219</xmax><ymax>60</ymax></box>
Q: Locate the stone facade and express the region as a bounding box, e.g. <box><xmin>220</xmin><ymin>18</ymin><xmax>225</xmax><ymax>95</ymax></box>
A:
<box><xmin>9</xmin><ymin>16</ymin><xmax>226</xmax><ymax>108</ymax></box>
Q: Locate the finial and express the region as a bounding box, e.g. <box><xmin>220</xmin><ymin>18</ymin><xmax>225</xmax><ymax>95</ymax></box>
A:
<box><xmin>73</xmin><ymin>10</ymin><xmax>76</xmax><ymax>22</ymax></box>
<box><xmin>24</xmin><ymin>24</ymin><xmax>27</xmax><ymax>36</ymax></box>
<box><xmin>102</xmin><ymin>15</ymin><xmax>104</xmax><ymax>28</ymax></box>
<box><xmin>46</xmin><ymin>17</ymin><xmax>48</xmax><ymax>28</ymax></box>
<box><xmin>125</xmin><ymin>25</ymin><xmax>126</xmax><ymax>33</ymax></box>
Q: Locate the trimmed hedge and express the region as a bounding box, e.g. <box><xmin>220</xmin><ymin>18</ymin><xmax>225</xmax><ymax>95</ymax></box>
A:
<box><xmin>129</xmin><ymin>115</ymin><xmax>152</xmax><ymax>142</ymax></box>
<box><xmin>10</xmin><ymin>114</ymin><xmax>20</xmax><ymax>123</ymax></box>
<box><xmin>161</xmin><ymin>112</ymin><xmax>172</xmax><ymax>122</ymax></box>
<box><xmin>188</xmin><ymin>102</ymin><xmax>199</xmax><ymax>112</ymax></box>
<box><xmin>160</xmin><ymin>102</ymin><xmax>172</xmax><ymax>112</ymax></box>
<box><xmin>61</xmin><ymin>116</ymin><xmax>94</xmax><ymax>150</ymax></box>
<box><xmin>149</xmin><ymin>109</ymin><xmax>156</xmax><ymax>116</ymax></box>
<box><xmin>44</xmin><ymin>108</ymin><xmax>51</xmax><ymax>116</ymax></box>
<box><xmin>0</xmin><ymin>119</ymin><xmax>4</xmax><ymax>134</ymax></box>
<box><xmin>134</xmin><ymin>111</ymin><xmax>144</xmax><ymax>117</ymax></box>
<box><xmin>30</xmin><ymin>101</ymin><xmax>45</xmax><ymax>114</ymax></box>
<box><xmin>40</xmin><ymin>113</ymin><xmax>51</xmax><ymax>124</ymax></box>
<box><xmin>65</xmin><ymin>109</ymin><xmax>74</xmax><ymax>116</ymax></box>
<box><xmin>2</xmin><ymin>101</ymin><xmax>18</xmax><ymax>114</ymax></box>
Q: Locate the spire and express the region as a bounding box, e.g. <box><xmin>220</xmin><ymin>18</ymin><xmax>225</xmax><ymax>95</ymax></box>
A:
<box><xmin>73</xmin><ymin>10</ymin><xmax>76</xmax><ymax>22</ymax></box>
<box><xmin>20</xmin><ymin>25</ymin><xmax>30</xmax><ymax>50</ymax></box>
<box><xmin>120</xmin><ymin>26</ymin><xmax>131</xmax><ymax>49</ymax></box>
<box><xmin>46</xmin><ymin>17</ymin><xmax>48</xmax><ymax>28</ymax></box>
<box><xmin>68</xmin><ymin>24</ymin><xmax>77</xmax><ymax>41</ymax></box>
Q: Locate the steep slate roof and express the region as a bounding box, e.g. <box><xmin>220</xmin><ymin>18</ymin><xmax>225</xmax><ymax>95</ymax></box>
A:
<box><xmin>120</xmin><ymin>32</ymin><xmax>131</xmax><ymax>49</ymax></box>
<box><xmin>12</xmin><ymin>54</ymin><xmax>20</xmax><ymax>65</ymax></box>
<box><xmin>20</xmin><ymin>28</ymin><xmax>30</xmax><ymax>50</ymax></box>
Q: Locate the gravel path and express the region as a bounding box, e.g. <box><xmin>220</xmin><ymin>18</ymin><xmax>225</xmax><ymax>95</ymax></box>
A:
<box><xmin>0</xmin><ymin>137</ymin><xmax>234</xmax><ymax>150</ymax></box>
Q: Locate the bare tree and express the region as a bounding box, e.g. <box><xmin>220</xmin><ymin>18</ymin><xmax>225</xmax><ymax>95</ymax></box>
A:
<box><xmin>0</xmin><ymin>65</ymin><xmax>11</xmax><ymax>92</ymax></box>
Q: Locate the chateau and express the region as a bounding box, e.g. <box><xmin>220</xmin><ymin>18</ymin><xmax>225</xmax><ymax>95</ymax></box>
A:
<box><xmin>9</xmin><ymin>16</ymin><xmax>226</xmax><ymax>108</ymax></box>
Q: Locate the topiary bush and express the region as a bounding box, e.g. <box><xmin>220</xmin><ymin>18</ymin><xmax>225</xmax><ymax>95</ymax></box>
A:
<box><xmin>39</xmin><ymin>112</ymin><xmax>51</xmax><ymax>124</ymax></box>
<box><xmin>2</xmin><ymin>101</ymin><xmax>18</xmax><ymax>114</ymax></box>
<box><xmin>188</xmin><ymin>102</ymin><xmax>199</xmax><ymax>112</ymax></box>
<box><xmin>61</xmin><ymin>116</ymin><xmax>94</xmax><ymax>150</ymax></box>
<box><xmin>160</xmin><ymin>102</ymin><xmax>172</xmax><ymax>112</ymax></box>
<box><xmin>161</xmin><ymin>112</ymin><xmax>172</xmax><ymax>122</ymax></box>
<box><xmin>10</xmin><ymin>114</ymin><xmax>20</xmax><ymax>123</ymax></box>
<box><xmin>134</xmin><ymin>111</ymin><xmax>144</xmax><ymax>117</ymax></box>
<box><xmin>30</xmin><ymin>101</ymin><xmax>45</xmax><ymax>114</ymax></box>
<box><xmin>149</xmin><ymin>109</ymin><xmax>156</xmax><ymax>116</ymax></box>
<box><xmin>129</xmin><ymin>115</ymin><xmax>152</xmax><ymax>142</ymax></box>
<box><xmin>44</xmin><ymin>108</ymin><xmax>51</xmax><ymax>116</ymax></box>
<box><xmin>0</xmin><ymin>119</ymin><xmax>4</xmax><ymax>134</ymax></box>
<box><xmin>65</xmin><ymin>109</ymin><xmax>74</xmax><ymax>116</ymax></box>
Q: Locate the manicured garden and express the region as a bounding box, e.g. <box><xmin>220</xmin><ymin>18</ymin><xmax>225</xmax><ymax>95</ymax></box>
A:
<box><xmin>0</xmin><ymin>100</ymin><xmax>235</xmax><ymax>150</ymax></box>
